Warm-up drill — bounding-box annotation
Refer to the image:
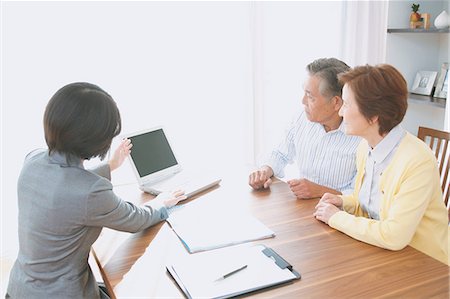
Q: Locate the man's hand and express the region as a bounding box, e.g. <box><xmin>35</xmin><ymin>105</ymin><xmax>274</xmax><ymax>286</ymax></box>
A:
<box><xmin>248</xmin><ymin>166</ymin><xmax>274</xmax><ymax>190</ymax></box>
<box><xmin>109</xmin><ymin>139</ymin><xmax>132</xmax><ymax>171</ymax></box>
<box><xmin>287</xmin><ymin>179</ymin><xmax>341</xmax><ymax>199</ymax></box>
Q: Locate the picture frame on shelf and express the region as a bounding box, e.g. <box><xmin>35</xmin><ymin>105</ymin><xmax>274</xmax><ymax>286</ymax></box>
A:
<box><xmin>411</xmin><ymin>70</ymin><xmax>438</xmax><ymax>96</ymax></box>
<box><xmin>433</xmin><ymin>63</ymin><xmax>448</xmax><ymax>99</ymax></box>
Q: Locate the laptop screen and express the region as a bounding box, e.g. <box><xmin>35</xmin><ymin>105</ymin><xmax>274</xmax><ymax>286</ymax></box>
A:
<box><xmin>128</xmin><ymin>128</ymin><xmax>178</xmax><ymax>178</ymax></box>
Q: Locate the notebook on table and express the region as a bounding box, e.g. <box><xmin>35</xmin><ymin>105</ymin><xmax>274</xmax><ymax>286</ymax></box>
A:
<box><xmin>166</xmin><ymin>192</ymin><xmax>275</xmax><ymax>253</ymax></box>
<box><xmin>124</xmin><ymin>127</ymin><xmax>221</xmax><ymax>198</ymax></box>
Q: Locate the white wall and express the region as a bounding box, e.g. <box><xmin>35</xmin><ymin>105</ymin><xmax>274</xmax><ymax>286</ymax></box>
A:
<box><xmin>1</xmin><ymin>1</ymin><xmax>344</xmax><ymax>277</ymax></box>
<box><xmin>1</xmin><ymin>1</ymin><xmax>255</xmax><ymax>261</ymax></box>
<box><xmin>402</xmin><ymin>102</ymin><xmax>446</xmax><ymax>135</ymax></box>
<box><xmin>253</xmin><ymin>1</ymin><xmax>343</xmax><ymax>170</ymax></box>
<box><xmin>446</xmin><ymin>0</ymin><xmax>450</xmax><ymax>130</ymax></box>
<box><xmin>2</xmin><ymin>1</ymin><xmax>255</xmax><ymax>168</ymax></box>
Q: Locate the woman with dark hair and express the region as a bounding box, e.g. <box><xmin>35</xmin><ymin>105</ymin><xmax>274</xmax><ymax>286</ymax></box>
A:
<box><xmin>314</xmin><ymin>65</ymin><xmax>448</xmax><ymax>265</ymax></box>
<box><xmin>6</xmin><ymin>82</ymin><xmax>186</xmax><ymax>298</ymax></box>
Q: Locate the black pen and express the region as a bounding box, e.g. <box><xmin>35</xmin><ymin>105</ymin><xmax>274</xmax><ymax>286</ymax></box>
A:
<box><xmin>215</xmin><ymin>265</ymin><xmax>248</xmax><ymax>281</ymax></box>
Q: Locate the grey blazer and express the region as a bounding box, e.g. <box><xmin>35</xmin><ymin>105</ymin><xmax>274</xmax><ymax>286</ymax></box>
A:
<box><xmin>7</xmin><ymin>150</ymin><xmax>168</xmax><ymax>298</ymax></box>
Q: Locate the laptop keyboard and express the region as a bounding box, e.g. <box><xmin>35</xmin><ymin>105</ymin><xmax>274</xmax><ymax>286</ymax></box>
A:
<box><xmin>151</xmin><ymin>174</ymin><xmax>191</xmax><ymax>190</ymax></box>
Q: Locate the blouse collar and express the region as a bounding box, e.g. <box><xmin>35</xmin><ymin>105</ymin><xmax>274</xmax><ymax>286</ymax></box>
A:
<box><xmin>48</xmin><ymin>151</ymin><xmax>84</xmax><ymax>168</ymax></box>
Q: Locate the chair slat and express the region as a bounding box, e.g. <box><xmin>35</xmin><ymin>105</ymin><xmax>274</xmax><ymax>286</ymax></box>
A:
<box><xmin>435</xmin><ymin>139</ymin><xmax>442</xmax><ymax>161</ymax></box>
<box><xmin>417</xmin><ymin>126</ymin><xmax>450</xmax><ymax>223</ymax></box>
<box><xmin>442</xmin><ymin>158</ymin><xmax>449</xmax><ymax>206</ymax></box>
<box><xmin>438</xmin><ymin>140</ymin><xmax>448</xmax><ymax>175</ymax></box>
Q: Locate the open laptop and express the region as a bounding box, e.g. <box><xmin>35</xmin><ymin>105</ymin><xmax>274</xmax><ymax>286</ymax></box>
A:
<box><xmin>124</xmin><ymin>127</ymin><xmax>221</xmax><ymax>198</ymax></box>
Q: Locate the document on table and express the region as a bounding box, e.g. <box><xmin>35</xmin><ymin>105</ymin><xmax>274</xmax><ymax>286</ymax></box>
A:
<box><xmin>167</xmin><ymin>244</ymin><xmax>300</xmax><ymax>299</ymax></box>
<box><xmin>166</xmin><ymin>193</ymin><xmax>275</xmax><ymax>253</ymax></box>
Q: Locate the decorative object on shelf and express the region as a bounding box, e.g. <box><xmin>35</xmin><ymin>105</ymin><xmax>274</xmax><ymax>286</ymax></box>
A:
<box><xmin>434</xmin><ymin>63</ymin><xmax>448</xmax><ymax>99</ymax></box>
<box><xmin>434</xmin><ymin>10</ymin><xmax>449</xmax><ymax>29</ymax></box>
<box><xmin>410</xmin><ymin>3</ymin><xmax>423</xmax><ymax>29</ymax></box>
<box><xmin>421</xmin><ymin>13</ymin><xmax>431</xmax><ymax>29</ymax></box>
<box><xmin>411</xmin><ymin>70</ymin><xmax>438</xmax><ymax>96</ymax></box>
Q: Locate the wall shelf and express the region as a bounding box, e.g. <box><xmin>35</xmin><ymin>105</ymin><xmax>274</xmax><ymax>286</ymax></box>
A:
<box><xmin>387</xmin><ymin>27</ymin><xmax>450</xmax><ymax>33</ymax></box>
<box><xmin>408</xmin><ymin>93</ymin><xmax>446</xmax><ymax>109</ymax></box>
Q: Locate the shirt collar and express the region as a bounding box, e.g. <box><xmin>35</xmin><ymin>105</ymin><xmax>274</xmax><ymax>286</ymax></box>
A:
<box><xmin>369</xmin><ymin>125</ymin><xmax>406</xmax><ymax>164</ymax></box>
<box><xmin>321</xmin><ymin>118</ymin><xmax>345</xmax><ymax>134</ymax></box>
<box><xmin>337</xmin><ymin>118</ymin><xmax>346</xmax><ymax>134</ymax></box>
<box><xmin>48</xmin><ymin>151</ymin><xmax>84</xmax><ymax>168</ymax></box>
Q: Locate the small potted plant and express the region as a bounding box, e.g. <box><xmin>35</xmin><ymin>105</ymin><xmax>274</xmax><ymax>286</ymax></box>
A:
<box><xmin>410</xmin><ymin>3</ymin><xmax>421</xmax><ymax>22</ymax></box>
<box><xmin>409</xmin><ymin>3</ymin><xmax>424</xmax><ymax>29</ymax></box>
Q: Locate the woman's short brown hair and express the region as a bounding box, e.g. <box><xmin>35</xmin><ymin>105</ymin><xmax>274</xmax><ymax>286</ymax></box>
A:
<box><xmin>44</xmin><ymin>82</ymin><xmax>121</xmax><ymax>160</ymax></box>
<box><xmin>338</xmin><ymin>64</ymin><xmax>408</xmax><ymax>135</ymax></box>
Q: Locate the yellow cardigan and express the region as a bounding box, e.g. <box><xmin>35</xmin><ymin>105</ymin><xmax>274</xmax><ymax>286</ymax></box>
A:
<box><xmin>328</xmin><ymin>133</ymin><xmax>449</xmax><ymax>265</ymax></box>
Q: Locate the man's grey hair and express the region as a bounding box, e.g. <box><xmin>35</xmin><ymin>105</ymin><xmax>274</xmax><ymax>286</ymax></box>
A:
<box><xmin>306</xmin><ymin>58</ymin><xmax>350</xmax><ymax>99</ymax></box>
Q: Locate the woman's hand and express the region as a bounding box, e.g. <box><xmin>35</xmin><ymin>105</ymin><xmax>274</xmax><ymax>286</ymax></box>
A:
<box><xmin>155</xmin><ymin>190</ymin><xmax>187</xmax><ymax>208</ymax></box>
<box><xmin>109</xmin><ymin>139</ymin><xmax>132</xmax><ymax>171</ymax></box>
<box><xmin>316</xmin><ymin>192</ymin><xmax>343</xmax><ymax>208</ymax></box>
<box><xmin>313</xmin><ymin>192</ymin><xmax>343</xmax><ymax>224</ymax></box>
<box><xmin>313</xmin><ymin>202</ymin><xmax>341</xmax><ymax>224</ymax></box>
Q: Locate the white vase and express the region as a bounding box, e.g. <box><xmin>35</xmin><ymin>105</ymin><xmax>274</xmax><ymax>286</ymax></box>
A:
<box><xmin>434</xmin><ymin>10</ymin><xmax>449</xmax><ymax>29</ymax></box>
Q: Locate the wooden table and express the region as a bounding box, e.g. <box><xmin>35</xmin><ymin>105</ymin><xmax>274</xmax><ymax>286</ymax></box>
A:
<box><xmin>92</xmin><ymin>173</ymin><xmax>450</xmax><ymax>298</ymax></box>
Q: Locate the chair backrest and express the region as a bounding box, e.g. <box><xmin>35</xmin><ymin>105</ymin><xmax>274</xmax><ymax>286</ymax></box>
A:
<box><xmin>417</xmin><ymin>126</ymin><xmax>450</xmax><ymax>222</ymax></box>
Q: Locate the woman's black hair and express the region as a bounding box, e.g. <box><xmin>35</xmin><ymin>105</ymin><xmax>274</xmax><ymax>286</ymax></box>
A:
<box><xmin>44</xmin><ymin>82</ymin><xmax>121</xmax><ymax>160</ymax></box>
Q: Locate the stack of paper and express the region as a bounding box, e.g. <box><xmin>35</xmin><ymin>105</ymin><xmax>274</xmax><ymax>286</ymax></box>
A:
<box><xmin>167</xmin><ymin>194</ymin><xmax>275</xmax><ymax>253</ymax></box>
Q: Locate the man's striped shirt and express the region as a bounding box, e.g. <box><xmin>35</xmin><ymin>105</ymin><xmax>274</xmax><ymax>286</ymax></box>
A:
<box><xmin>266</xmin><ymin>110</ymin><xmax>361</xmax><ymax>194</ymax></box>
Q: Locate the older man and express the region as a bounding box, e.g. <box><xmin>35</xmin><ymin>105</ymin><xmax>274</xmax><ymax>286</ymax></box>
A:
<box><xmin>249</xmin><ymin>58</ymin><xmax>360</xmax><ymax>199</ymax></box>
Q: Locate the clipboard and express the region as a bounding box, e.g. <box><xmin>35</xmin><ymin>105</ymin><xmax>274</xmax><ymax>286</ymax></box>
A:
<box><xmin>166</xmin><ymin>244</ymin><xmax>301</xmax><ymax>299</ymax></box>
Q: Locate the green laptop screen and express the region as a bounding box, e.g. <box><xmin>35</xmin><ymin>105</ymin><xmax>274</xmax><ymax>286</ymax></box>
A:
<box><xmin>128</xmin><ymin>129</ymin><xmax>178</xmax><ymax>177</ymax></box>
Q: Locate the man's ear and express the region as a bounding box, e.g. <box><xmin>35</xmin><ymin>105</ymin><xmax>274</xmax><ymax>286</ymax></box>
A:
<box><xmin>332</xmin><ymin>96</ymin><xmax>343</xmax><ymax>111</ymax></box>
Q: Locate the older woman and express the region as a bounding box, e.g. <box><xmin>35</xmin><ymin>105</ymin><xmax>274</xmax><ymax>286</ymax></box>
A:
<box><xmin>314</xmin><ymin>64</ymin><xmax>448</xmax><ymax>265</ymax></box>
<box><xmin>7</xmin><ymin>82</ymin><xmax>186</xmax><ymax>298</ymax></box>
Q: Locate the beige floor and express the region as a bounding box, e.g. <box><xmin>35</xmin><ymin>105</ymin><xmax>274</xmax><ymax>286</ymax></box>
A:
<box><xmin>1</xmin><ymin>256</ymin><xmax>13</xmax><ymax>296</ymax></box>
<box><xmin>1</xmin><ymin>209</ymin><xmax>19</xmax><ymax>296</ymax></box>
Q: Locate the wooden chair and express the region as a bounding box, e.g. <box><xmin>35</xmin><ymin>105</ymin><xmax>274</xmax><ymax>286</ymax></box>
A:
<box><xmin>417</xmin><ymin>126</ymin><xmax>450</xmax><ymax>222</ymax></box>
